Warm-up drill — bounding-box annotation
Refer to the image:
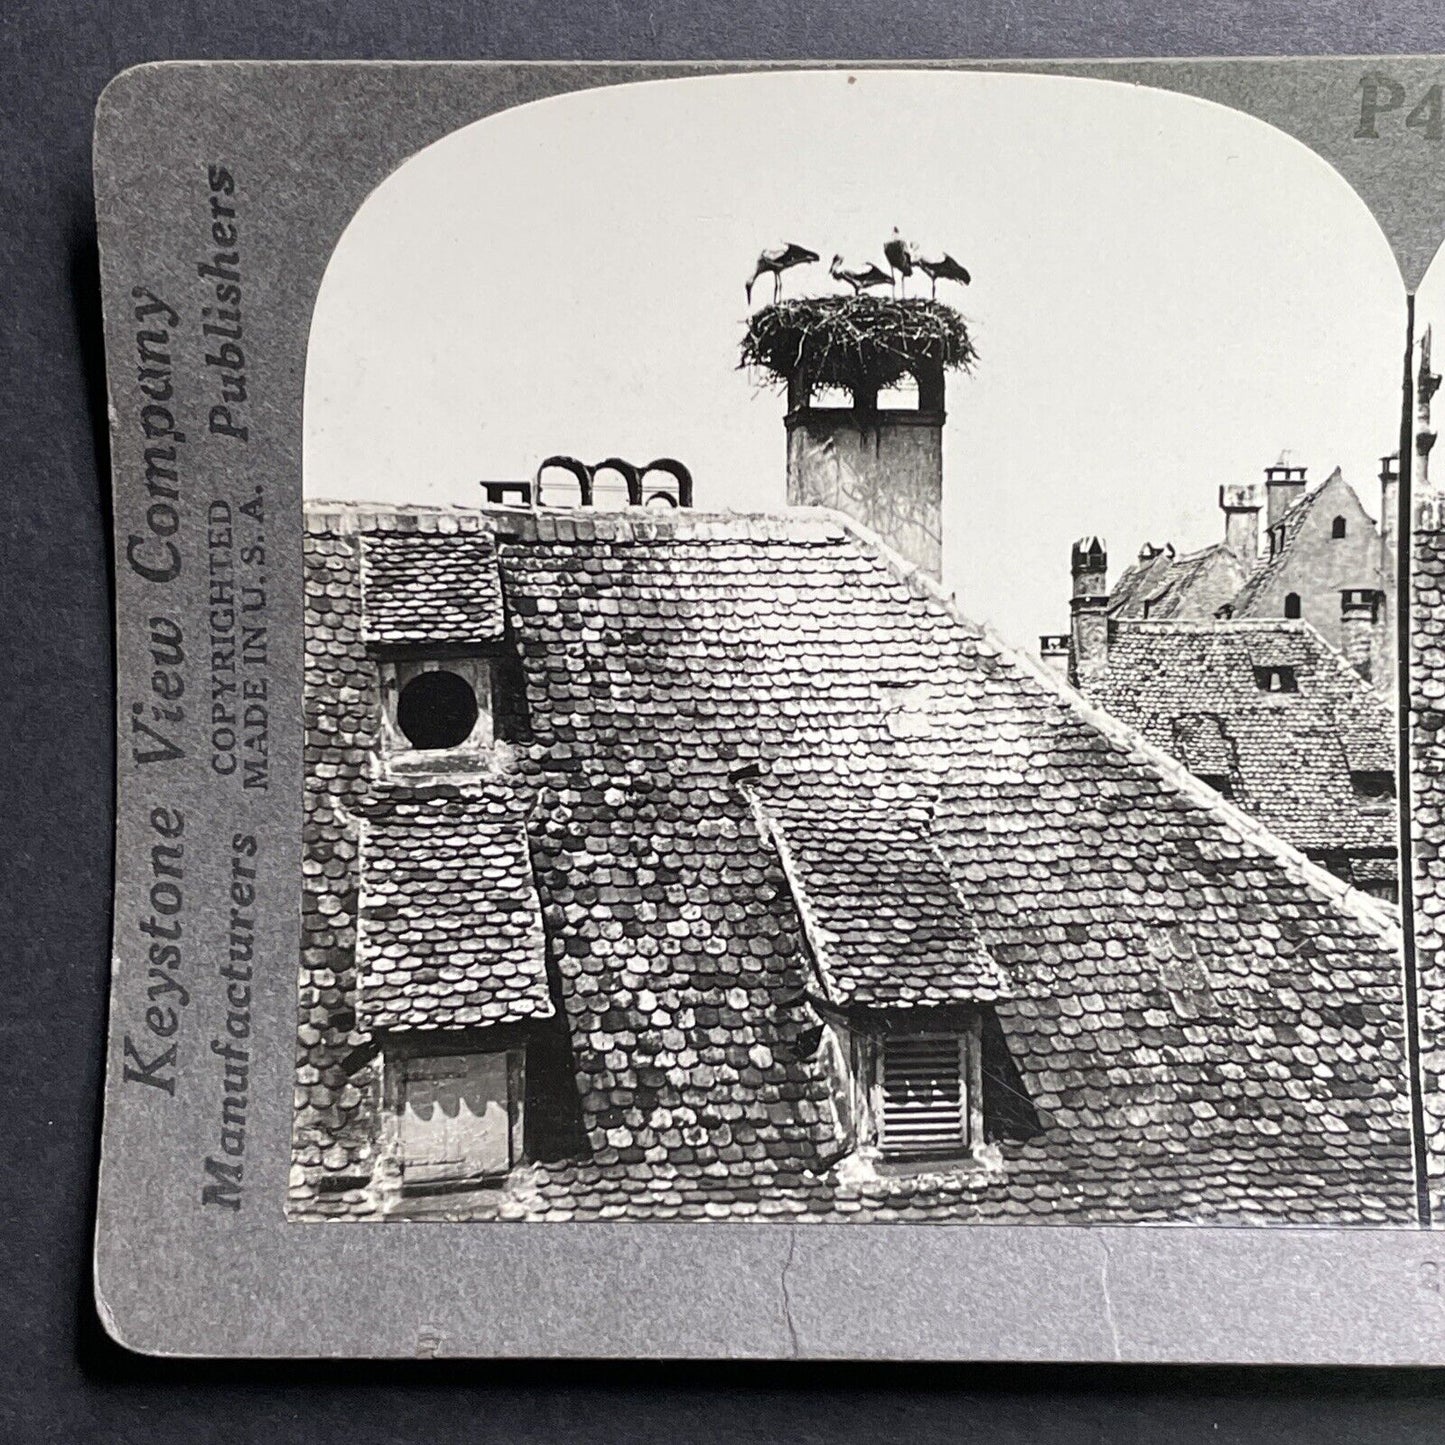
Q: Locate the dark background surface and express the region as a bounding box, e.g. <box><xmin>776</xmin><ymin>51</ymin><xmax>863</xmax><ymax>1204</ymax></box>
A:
<box><xmin>7</xmin><ymin>2</ymin><xmax>1445</xmax><ymax>1439</ymax></box>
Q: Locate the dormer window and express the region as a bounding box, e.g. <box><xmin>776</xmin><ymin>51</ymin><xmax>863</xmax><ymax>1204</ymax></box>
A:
<box><xmin>754</xmin><ymin>804</ymin><xmax>1005</xmax><ymax>1175</ymax></box>
<box><xmin>1268</xmin><ymin>524</ymin><xmax>1286</xmax><ymax>558</ymax></box>
<box><xmin>878</xmin><ymin>1035</ymin><xmax>972</xmax><ymax>1159</ymax></box>
<box><xmin>1351</xmin><ymin>769</ymin><xmax>1396</xmax><ymax>803</ymax></box>
<box><xmin>390</xmin><ymin>1049</ymin><xmax>525</xmax><ymax>1195</ymax></box>
<box><xmin>383</xmin><ymin>657</ymin><xmax>492</xmax><ymax>763</ymax></box>
<box><xmin>828</xmin><ymin>1017</ymin><xmax>985</xmax><ymax>1170</ymax></box>
<box><xmin>377</xmin><ymin>649</ymin><xmax>528</xmax><ymax>773</ymax></box>
<box><xmin>1253</xmin><ymin>665</ymin><xmax>1297</xmax><ymax>693</ymax></box>
<box><xmin>397</xmin><ymin>666</ymin><xmax>482</xmax><ymax>749</ymax></box>
<box><xmin>1195</xmin><ymin>772</ymin><xmax>1234</xmax><ymax>799</ymax></box>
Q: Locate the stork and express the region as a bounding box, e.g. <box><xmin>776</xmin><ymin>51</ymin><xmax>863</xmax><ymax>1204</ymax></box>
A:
<box><xmin>830</xmin><ymin>254</ymin><xmax>892</xmax><ymax>296</ymax></box>
<box><xmin>883</xmin><ymin>227</ymin><xmax>915</xmax><ymax>298</ymax></box>
<box><xmin>915</xmin><ymin>250</ymin><xmax>972</xmax><ymax>298</ymax></box>
<box><xmin>746</xmin><ymin>243</ymin><xmax>819</xmax><ymax>304</ymax></box>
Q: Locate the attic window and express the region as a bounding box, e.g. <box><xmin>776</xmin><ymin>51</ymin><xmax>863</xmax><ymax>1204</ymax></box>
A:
<box><xmin>386</xmin><ymin>658</ymin><xmax>491</xmax><ymax>754</ymax></box>
<box><xmin>1253</xmin><ymin>665</ymin><xmax>1298</xmax><ymax>693</ymax></box>
<box><xmin>398</xmin><ymin>670</ymin><xmax>479</xmax><ymax>749</ymax></box>
<box><xmin>1351</xmin><ymin>769</ymin><xmax>1396</xmax><ymax>801</ymax></box>
<box><xmin>393</xmin><ymin>1050</ymin><xmax>524</xmax><ymax>1194</ymax></box>
<box><xmin>824</xmin><ymin>1016</ymin><xmax>987</xmax><ymax>1170</ymax></box>
<box><xmin>1268</xmin><ymin>524</ymin><xmax>1286</xmax><ymax>558</ymax></box>
<box><xmin>1284</xmin><ymin>593</ymin><xmax>1302</xmax><ymax>619</ymax></box>
<box><xmin>1195</xmin><ymin>772</ymin><xmax>1234</xmax><ymax>799</ymax></box>
<box><xmin>879</xmin><ymin>1035</ymin><xmax>970</xmax><ymax>1157</ymax></box>
<box><xmin>1332</xmin><ymin>515</ymin><xmax>1348</xmax><ymax>539</ymax></box>
<box><xmin>378</xmin><ymin>654</ymin><xmax>525</xmax><ymax>770</ymax></box>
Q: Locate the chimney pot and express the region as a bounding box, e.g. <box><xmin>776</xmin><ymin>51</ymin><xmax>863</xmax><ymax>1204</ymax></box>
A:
<box><xmin>1264</xmin><ymin>457</ymin><xmax>1309</xmax><ymax>530</ymax></box>
<box><xmin>1219</xmin><ymin>482</ymin><xmax>1263</xmax><ymax>564</ymax></box>
<box><xmin>1039</xmin><ymin>633</ymin><xmax>1071</xmax><ymax>680</ymax></box>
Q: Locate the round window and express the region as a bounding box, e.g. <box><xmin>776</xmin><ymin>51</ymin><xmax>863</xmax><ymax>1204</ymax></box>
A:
<box><xmin>397</xmin><ymin>670</ymin><xmax>478</xmax><ymax>749</ymax></box>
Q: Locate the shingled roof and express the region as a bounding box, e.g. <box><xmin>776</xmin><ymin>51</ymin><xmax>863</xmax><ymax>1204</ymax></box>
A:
<box><xmin>758</xmin><ymin>800</ymin><xmax>1010</xmax><ymax>1010</ymax></box>
<box><xmin>355</xmin><ymin>786</ymin><xmax>550</xmax><ymax>1033</ymax></box>
<box><xmin>292</xmin><ymin>503</ymin><xmax>1414</xmax><ymax>1226</ymax></box>
<box><xmin>360</xmin><ymin>519</ymin><xmax>505</xmax><ymax>645</ymax></box>
<box><xmin>1085</xmin><ymin>619</ymin><xmax>1397</xmax><ymax>859</ymax></box>
<box><xmin>1107</xmin><ymin>542</ymin><xmax>1245</xmax><ymax>621</ymax></box>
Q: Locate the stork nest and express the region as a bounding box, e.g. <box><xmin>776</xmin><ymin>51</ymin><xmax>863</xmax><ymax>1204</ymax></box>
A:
<box><xmin>740</xmin><ymin>296</ymin><xmax>975</xmax><ymax>396</ymax></box>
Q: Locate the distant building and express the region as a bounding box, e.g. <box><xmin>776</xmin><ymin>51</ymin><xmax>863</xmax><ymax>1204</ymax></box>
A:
<box><xmin>1079</xmin><ymin>610</ymin><xmax>1398</xmax><ymax>899</ymax></box>
<box><xmin>1225</xmin><ymin>460</ymin><xmax>1393</xmax><ymax>662</ymax></box>
<box><xmin>1050</xmin><ymin>522</ymin><xmax>1398</xmax><ymax>896</ymax></box>
<box><xmin>1040</xmin><ymin>437</ymin><xmax>1406</xmax><ymax>897</ymax></box>
<box><xmin>1411</xmin><ymin>469</ymin><xmax>1445</xmax><ymax>1222</ymax></box>
<box><xmin>1072</xmin><ymin>453</ymin><xmax>1398</xmax><ymax>685</ymax></box>
<box><xmin>1407</xmin><ymin>323</ymin><xmax>1445</xmax><ymax>1218</ymax></box>
<box><xmin>1105</xmin><ymin>538</ymin><xmax>1246</xmax><ymax>623</ymax></box>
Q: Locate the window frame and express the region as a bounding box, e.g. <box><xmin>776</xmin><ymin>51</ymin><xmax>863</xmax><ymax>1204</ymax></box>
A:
<box><xmin>1351</xmin><ymin>769</ymin><xmax>1397</xmax><ymax>806</ymax></box>
<box><xmin>1253</xmin><ymin>665</ymin><xmax>1298</xmax><ymax>693</ymax></box>
<box><xmin>1195</xmin><ymin>771</ymin><xmax>1235</xmax><ymax>799</ymax></box>
<box><xmin>377</xmin><ymin>654</ymin><xmax>495</xmax><ymax>773</ymax></box>
<box><xmin>385</xmin><ymin>1046</ymin><xmax>527</xmax><ymax>1195</ymax></box>
<box><xmin>847</xmin><ymin>1017</ymin><xmax>985</xmax><ymax>1164</ymax></box>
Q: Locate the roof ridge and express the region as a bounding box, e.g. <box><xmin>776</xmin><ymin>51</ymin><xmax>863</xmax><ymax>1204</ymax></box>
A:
<box><xmin>1170</xmin><ymin>541</ymin><xmax>1224</xmax><ymax>563</ymax></box>
<box><xmin>305</xmin><ymin>500</ymin><xmax>496</xmax><ymax>534</ymax></box>
<box><xmin>304</xmin><ymin>498</ymin><xmax>856</xmax><ymax>545</ymax></box>
<box><xmin>1113</xmin><ymin>617</ymin><xmax>1311</xmax><ymax>633</ymax></box>
<box><xmin>821</xmin><ymin>510</ymin><xmax>1400</xmax><ymax>947</ymax></box>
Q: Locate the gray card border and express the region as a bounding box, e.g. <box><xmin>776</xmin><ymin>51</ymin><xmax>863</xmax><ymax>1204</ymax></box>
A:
<box><xmin>93</xmin><ymin>56</ymin><xmax>1445</xmax><ymax>1362</ymax></box>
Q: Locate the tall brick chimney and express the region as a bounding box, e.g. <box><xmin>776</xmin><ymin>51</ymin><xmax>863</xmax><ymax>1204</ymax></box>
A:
<box><xmin>1264</xmin><ymin>455</ymin><xmax>1308</xmax><ymax>532</ymax></box>
<box><xmin>1340</xmin><ymin>588</ymin><xmax>1383</xmax><ymax>682</ymax></box>
<box><xmin>1219</xmin><ymin>482</ymin><xmax>1262</xmax><ymax>566</ymax></box>
<box><xmin>785</xmin><ymin>358</ymin><xmax>946</xmax><ymax>579</ymax></box>
<box><xmin>1069</xmin><ymin>537</ymin><xmax>1109</xmax><ymax>688</ymax></box>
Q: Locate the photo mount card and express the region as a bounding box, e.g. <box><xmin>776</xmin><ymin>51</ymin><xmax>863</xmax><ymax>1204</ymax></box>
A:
<box><xmin>92</xmin><ymin>56</ymin><xmax>1445</xmax><ymax>1361</ymax></box>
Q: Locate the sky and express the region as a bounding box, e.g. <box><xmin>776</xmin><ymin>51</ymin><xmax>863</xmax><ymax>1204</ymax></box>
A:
<box><xmin>304</xmin><ymin>69</ymin><xmax>1435</xmax><ymax>652</ymax></box>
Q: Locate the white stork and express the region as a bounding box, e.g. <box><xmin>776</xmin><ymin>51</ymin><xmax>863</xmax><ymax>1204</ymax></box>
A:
<box><xmin>883</xmin><ymin>227</ymin><xmax>915</xmax><ymax>298</ymax></box>
<box><xmin>830</xmin><ymin>254</ymin><xmax>892</xmax><ymax>296</ymax></box>
<box><xmin>746</xmin><ymin>242</ymin><xmax>819</xmax><ymax>304</ymax></box>
<box><xmin>916</xmin><ymin>249</ymin><xmax>972</xmax><ymax>298</ymax></box>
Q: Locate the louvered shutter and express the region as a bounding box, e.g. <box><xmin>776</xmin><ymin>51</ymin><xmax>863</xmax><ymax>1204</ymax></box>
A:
<box><xmin>880</xmin><ymin>1036</ymin><xmax>967</xmax><ymax>1156</ymax></box>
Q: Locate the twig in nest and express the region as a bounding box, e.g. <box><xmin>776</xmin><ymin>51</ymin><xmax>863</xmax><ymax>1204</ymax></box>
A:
<box><xmin>740</xmin><ymin>295</ymin><xmax>976</xmax><ymax>397</ymax></box>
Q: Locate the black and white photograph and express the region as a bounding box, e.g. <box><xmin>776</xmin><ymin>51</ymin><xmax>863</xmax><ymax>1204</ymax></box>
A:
<box><xmin>287</xmin><ymin>69</ymin><xmax>1435</xmax><ymax>1228</ymax></box>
